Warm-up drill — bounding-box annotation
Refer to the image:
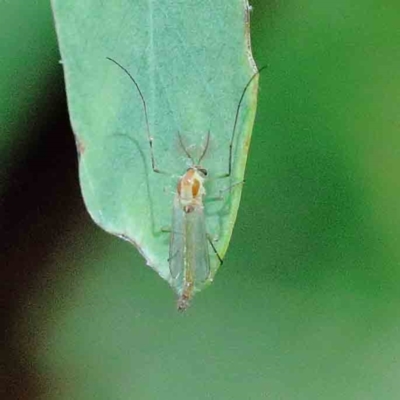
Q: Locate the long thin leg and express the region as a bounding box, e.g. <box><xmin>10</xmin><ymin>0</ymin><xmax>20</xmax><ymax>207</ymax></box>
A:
<box><xmin>106</xmin><ymin>57</ymin><xmax>162</xmax><ymax>174</ymax></box>
<box><xmin>204</xmin><ymin>179</ymin><xmax>245</xmax><ymax>203</ymax></box>
<box><xmin>217</xmin><ymin>180</ymin><xmax>244</xmax><ymax>200</ymax></box>
<box><xmin>207</xmin><ymin>235</ymin><xmax>223</xmax><ymax>265</ymax></box>
<box><xmin>216</xmin><ymin>65</ymin><xmax>268</xmax><ymax>179</ymax></box>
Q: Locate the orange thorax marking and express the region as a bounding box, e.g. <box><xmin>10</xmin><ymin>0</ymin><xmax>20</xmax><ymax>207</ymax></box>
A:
<box><xmin>177</xmin><ymin>168</ymin><xmax>204</xmax><ymax>211</ymax></box>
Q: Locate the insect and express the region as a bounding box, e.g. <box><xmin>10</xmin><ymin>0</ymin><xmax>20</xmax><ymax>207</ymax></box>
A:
<box><xmin>106</xmin><ymin>57</ymin><xmax>263</xmax><ymax>310</ymax></box>
<box><xmin>168</xmin><ymin>131</ymin><xmax>222</xmax><ymax>310</ymax></box>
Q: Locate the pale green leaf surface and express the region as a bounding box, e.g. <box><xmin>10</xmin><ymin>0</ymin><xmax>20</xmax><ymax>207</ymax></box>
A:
<box><xmin>51</xmin><ymin>0</ymin><xmax>259</xmax><ymax>296</ymax></box>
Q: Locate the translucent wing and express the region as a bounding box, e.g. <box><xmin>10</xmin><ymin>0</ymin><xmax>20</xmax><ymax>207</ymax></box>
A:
<box><xmin>169</xmin><ymin>196</ymin><xmax>211</xmax><ymax>293</ymax></box>
<box><xmin>185</xmin><ymin>205</ymin><xmax>211</xmax><ymax>285</ymax></box>
<box><xmin>169</xmin><ymin>195</ymin><xmax>185</xmax><ymax>280</ymax></box>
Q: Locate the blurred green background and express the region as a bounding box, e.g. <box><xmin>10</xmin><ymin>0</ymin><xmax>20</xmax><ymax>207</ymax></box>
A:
<box><xmin>3</xmin><ymin>1</ymin><xmax>400</xmax><ymax>399</ymax></box>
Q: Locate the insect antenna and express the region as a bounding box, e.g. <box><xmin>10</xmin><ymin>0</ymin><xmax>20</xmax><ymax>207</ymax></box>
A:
<box><xmin>177</xmin><ymin>131</ymin><xmax>195</xmax><ymax>165</ymax></box>
<box><xmin>198</xmin><ymin>130</ymin><xmax>211</xmax><ymax>166</ymax></box>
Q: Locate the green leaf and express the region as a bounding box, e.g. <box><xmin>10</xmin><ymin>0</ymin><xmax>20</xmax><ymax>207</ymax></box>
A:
<box><xmin>51</xmin><ymin>0</ymin><xmax>259</xmax><ymax>300</ymax></box>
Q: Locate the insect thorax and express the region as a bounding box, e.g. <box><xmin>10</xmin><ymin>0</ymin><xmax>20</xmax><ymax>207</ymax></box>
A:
<box><xmin>176</xmin><ymin>167</ymin><xmax>206</xmax><ymax>212</ymax></box>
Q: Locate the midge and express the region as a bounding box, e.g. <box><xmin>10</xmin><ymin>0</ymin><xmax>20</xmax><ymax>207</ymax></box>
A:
<box><xmin>169</xmin><ymin>131</ymin><xmax>219</xmax><ymax>310</ymax></box>
<box><xmin>106</xmin><ymin>57</ymin><xmax>263</xmax><ymax>310</ymax></box>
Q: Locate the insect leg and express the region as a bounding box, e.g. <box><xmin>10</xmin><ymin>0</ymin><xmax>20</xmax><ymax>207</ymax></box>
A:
<box><xmin>106</xmin><ymin>57</ymin><xmax>166</xmax><ymax>175</ymax></box>
<box><xmin>216</xmin><ymin>65</ymin><xmax>268</xmax><ymax>179</ymax></box>
<box><xmin>207</xmin><ymin>234</ymin><xmax>223</xmax><ymax>266</ymax></box>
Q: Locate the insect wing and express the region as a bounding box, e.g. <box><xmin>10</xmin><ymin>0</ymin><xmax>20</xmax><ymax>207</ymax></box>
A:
<box><xmin>169</xmin><ymin>197</ymin><xmax>211</xmax><ymax>289</ymax></box>
<box><xmin>169</xmin><ymin>195</ymin><xmax>185</xmax><ymax>280</ymax></box>
<box><xmin>185</xmin><ymin>204</ymin><xmax>211</xmax><ymax>285</ymax></box>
